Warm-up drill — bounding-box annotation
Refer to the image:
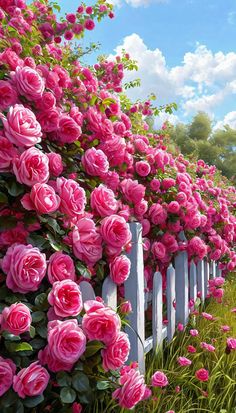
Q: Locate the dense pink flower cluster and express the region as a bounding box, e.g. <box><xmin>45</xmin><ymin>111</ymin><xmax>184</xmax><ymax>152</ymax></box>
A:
<box><xmin>0</xmin><ymin>0</ymin><xmax>235</xmax><ymax>411</ymax></box>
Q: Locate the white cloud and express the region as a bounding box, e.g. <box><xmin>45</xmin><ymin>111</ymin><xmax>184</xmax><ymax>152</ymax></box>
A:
<box><xmin>112</xmin><ymin>34</ymin><xmax>236</xmax><ymax>123</ymax></box>
<box><xmin>109</xmin><ymin>0</ymin><xmax>168</xmax><ymax>7</ymax></box>
<box><xmin>214</xmin><ymin>111</ymin><xmax>236</xmax><ymax>130</ymax></box>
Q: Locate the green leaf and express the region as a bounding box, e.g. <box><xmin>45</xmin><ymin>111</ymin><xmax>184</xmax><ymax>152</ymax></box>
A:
<box><xmin>72</xmin><ymin>372</ymin><xmax>90</xmax><ymax>393</ymax></box>
<box><xmin>84</xmin><ymin>340</ymin><xmax>105</xmax><ymax>357</ymax></box>
<box><xmin>76</xmin><ymin>261</ymin><xmax>91</xmax><ymax>279</ymax></box>
<box><xmin>5</xmin><ymin>342</ymin><xmax>33</xmax><ymax>352</ymax></box>
<box><xmin>46</xmin><ymin>232</ymin><xmax>63</xmax><ymax>251</ymax></box>
<box><xmin>0</xmin><ymin>192</ymin><xmax>8</xmax><ymax>203</ymax></box>
<box><xmin>30</xmin><ymin>338</ymin><xmax>46</xmax><ymax>350</ymax></box>
<box><xmin>60</xmin><ymin>387</ymin><xmax>76</xmax><ymax>404</ymax></box>
<box><xmin>32</xmin><ymin>311</ymin><xmax>46</xmax><ymax>323</ymax></box>
<box><xmin>29</xmin><ymin>325</ymin><xmax>36</xmax><ymax>339</ymax></box>
<box><xmin>7</xmin><ymin>181</ymin><xmax>25</xmax><ymax>197</ymax></box>
<box><xmin>40</xmin><ymin>216</ymin><xmax>65</xmax><ymax>235</ymax></box>
<box><xmin>96</xmin><ymin>381</ymin><xmax>110</xmax><ymax>390</ymax></box>
<box><xmin>0</xmin><ymin>389</ymin><xmax>18</xmax><ymax>408</ymax></box>
<box><xmin>35</xmin><ymin>293</ymin><xmax>48</xmax><ymax>309</ymax></box>
<box><xmin>2</xmin><ymin>332</ymin><xmax>21</xmax><ymax>342</ymax></box>
<box><xmin>56</xmin><ymin>372</ymin><xmax>72</xmax><ymax>387</ymax></box>
<box><xmin>27</xmin><ymin>234</ymin><xmax>49</xmax><ymax>250</ymax></box>
<box><xmin>23</xmin><ymin>395</ymin><xmax>44</xmax><ymax>408</ymax></box>
<box><xmin>36</xmin><ymin>324</ymin><xmax>47</xmax><ymax>339</ymax></box>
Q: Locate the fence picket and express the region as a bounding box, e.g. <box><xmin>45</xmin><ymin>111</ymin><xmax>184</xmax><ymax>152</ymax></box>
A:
<box><xmin>166</xmin><ymin>265</ymin><xmax>175</xmax><ymax>341</ymax></box>
<box><xmin>102</xmin><ymin>277</ymin><xmax>117</xmax><ymax>310</ymax></box>
<box><xmin>189</xmin><ymin>261</ymin><xmax>197</xmax><ymax>306</ymax></box>
<box><xmin>152</xmin><ymin>272</ymin><xmax>163</xmax><ymax>350</ymax></box>
<box><xmin>80</xmin><ymin>281</ymin><xmax>96</xmax><ymax>302</ymax></box>
<box><xmin>125</xmin><ymin>222</ymin><xmax>145</xmax><ymax>374</ymax></box>
<box><xmin>216</xmin><ymin>265</ymin><xmax>222</xmax><ymax>277</ymax></box>
<box><xmin>204</xmin><ymin>260</ymin><xmax>209</xmax><ymax>298</ymax></box>
<box><xmin>197</xmin><ymin>260</ymin><xmax>204</xmax><ymax>302</ymax></box>
<box><xmin>175</xmin><ymin>243</ymin><xmax>189</xmax><ymax>326</ymax></box>
<box><xmin>212</xmin><ymin>261</ymin><xmax>216</xmax><ymax>278</ymax></box>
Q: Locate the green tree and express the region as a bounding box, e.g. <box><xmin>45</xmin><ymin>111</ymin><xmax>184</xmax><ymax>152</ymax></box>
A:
<box><xmin>188</xmin><ymin>111</ymin><xmax>212</xmax><ymax>141</ymax></box>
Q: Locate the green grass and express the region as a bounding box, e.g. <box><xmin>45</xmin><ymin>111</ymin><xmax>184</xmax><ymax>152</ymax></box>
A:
<box><xmin>87</xmin><ymin>276</ymin><xmax>236</xmax><ymax>413</ymax></box>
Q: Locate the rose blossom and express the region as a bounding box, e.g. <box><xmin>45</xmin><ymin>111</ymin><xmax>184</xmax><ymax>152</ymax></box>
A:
<box><xmin>57</xmin><ymin>177</ymin><xmax>86</xmax><ymax>217</ymax></box>
<box><xmin>120</xmin><ymin>178</ymin><xmax>145</xmax><ymax>204</ymax></box>
<box><xmin>102</xmin><ymin>332</ymin><xmax>130</xmax><ymax>371</ymax></box>
<box><xmin>72</xmin><ymin>403</ymin><xmax>83</xmax><ymax>413</ymax></box>
<box><xmin>195</xmin><ymin>368</ymin><xmax>209</xmax><ymax>382</ymax></box>
<box><xmin>47</xmin><ymin>251</ymin><xmax>76</xmax><ymax>284</ymax></box>
<box><xmin>72</xmin><ymin>218</ymin><xmax>103</xmax><ymax>265</ymax></box>
<box><xmin>48</xmin><ymin>280</ymin><xmax>83</xmax><ymax>317</ymax></box>
<box><xmin>90</xmin><ymin>185</ymin><xmax>118</xmax><ymax>217</ymax></box>
<box><xmin>109</xmin><ymin>255</ymin><xmax>131</xmax><ymax>285</ymax></box>
<box><xmin>149</xmin><ymin>203</ymin><xmax>167</xmax><ymax>225</ymax></box>
<box><xmin>38</xmin><ymin>345</ymin><xmax>74</xmax><ymax>373</ymax></box>
<box><xmin>13</xmin><ymin>362</ymin><xmax>49</xmax><ymax>399</ymax></box>
<box><xmin>57</xmin><ymin>115</ymin><xmax>82</xmax><ymax>143</ymax></box>
<box><xmin>82</xmin><ymin>147</ymin><xmax>109</xmax><ymax>177</ymax></box>
<box><xmin>82</xmin><ymin>300</ymin><xmax>121</xmax><ymax>345</ymax></box>
<box><xmin>13</xmin><ymin>66</ymin><xmax>45</xmax><ymax>100</ymax></box>
<box><xmin>112</xmin><ymin>367</ymin><xmax>147</xmax><ymax>409</ymax></box>
<box><xmin>0</xmin><ymin>356</ymin><xmax>16</xmax><ymax>396</ymax></box>
<box><xmin>47</xmin><ymin>319</ymin><xmax>86</xmax><ymax>364</ymax></box>
<box><xmin>2</xmin><ymin>243</ymin><xmax>46</xmax><ymax>293</ymax></box>
<box><xmin>100</xmin><ymin>214</ymin><xmax>131</xmax><ymax>248</ymax></box>
<box><xmin>1</xmin><ymin>303</ymin><xmax>31</xmax><ymax>335</ymax></box>
<box><xmin>120</xmin><ymin>301</ymin><xmax>132</xmax><ymax>314</ymax></box>
<box><xmin>0</xmin><ymin>136</ymin><xmax>18</xmax><ymax>172</ymax></box>
<box><xmin>47</xmin><ymin>152</ymin><xmax>63</xmax><ymax>176</ymax></box>
<box><xmin>0</xmin><ymin>80</ymin><xmax>17</xmax><ymax>110</ymax></box>
<box><xmin>21</xmin><ymin>183</ymin><xmax>60</xmax><ymax>214</ymax></box>
<box><xmin>151</xmin><ymin>241</ymin><xmax>167</xmax><ymax>260</ymax></box>
<box><xmin>177</xmin><ymin>357</ymin><xmax>192</xmax><ymax>366</ymax></box>
<box><xmin>13</xmin><ymin>147</ymin><xmax>49</xmax><ymax>187</ymax></box>
<box><xmin>135</xmin><ymin>160</ymin><xmax>151</xmax><ymax>177</ymax></box>
<box><xmin>2</xmin><ymin>104</ymin><xmax>42</xmax><ymax>147</ymax></box>
<box><xmin>151</xmin><ymin>371</ymin><xmax>168</xmax><ymax>387</ymax></box>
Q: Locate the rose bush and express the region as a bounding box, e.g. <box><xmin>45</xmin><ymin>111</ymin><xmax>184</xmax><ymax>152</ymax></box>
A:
<box><xmin>0</xmin><ymin>0</ymin><xmax>235</xmax><ymax>411</ymax></box>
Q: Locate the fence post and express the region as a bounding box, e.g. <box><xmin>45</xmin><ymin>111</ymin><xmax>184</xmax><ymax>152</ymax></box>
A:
<box><xmin>124</xmin><ymin>222</ymin><xmax>145</xmax><ymax>374</ymax></box>
<box><xmin>204</xmin><ymin>260</ymin><xmax>209</xmax><ymax>298</ymax></box>
<box><xmin>189</xmin><ymin>261</ymin><xmax>197</xmax><ymax>306</ymax></box>
<box><xmin>197</xmin><ymin>260</ymin><xmax>204</xmax><ymax>302</ymax></box>
<box><xmin>80</xmin><ymin>281</ymin><xmax>96</xmax><ymax>302</ymax></box>
<box><xmin>102</xmin><ymin>277</ymin><xmax>117</xmax><ymax>310</ymax></box>
<box><xmin>212</xmin><ymin>261</ymin><xmax>216</xmax><ymax>278</ymax></box>
<box><xmin>175</xmin><ymin>232</ymin><xmax>189</xmax><ymax>326</ymax></box>
<box><xmin>152</xmin><ymin>272</ymin><xmax>163</xmax><ymax>350</ymax></box>
<box><xmin>166</xmin><ymin>265</ymin><xmax>175</xmax><ymax>341</ymax></box>
<box><xmin>216</xmin><ymin>265</ymin><xmax>222</xmax><ymax>277</ymax></box>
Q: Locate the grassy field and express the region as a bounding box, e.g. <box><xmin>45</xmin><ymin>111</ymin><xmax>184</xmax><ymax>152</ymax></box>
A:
<box><xmin>88</xmin><ymin>275</ymin><xmax>236</xmax><ymax>413</ymax></box>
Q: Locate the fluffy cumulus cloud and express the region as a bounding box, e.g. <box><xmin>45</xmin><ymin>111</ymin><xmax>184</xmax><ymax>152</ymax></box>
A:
<box><xmin>214</xmin><ymin>111</ymin><xmax>236</xmax><ymax>130</ymax></box>
<box><xmin>113</xmin><ymin>34</ymin><xmax>236</xmax><ymax>124</ymax></box>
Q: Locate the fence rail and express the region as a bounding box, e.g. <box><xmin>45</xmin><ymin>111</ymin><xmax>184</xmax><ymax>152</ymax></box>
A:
<box><xmin>80</xmin><ymin>222</ymin><xmax>220</xmax><ymax>374</ymax></box>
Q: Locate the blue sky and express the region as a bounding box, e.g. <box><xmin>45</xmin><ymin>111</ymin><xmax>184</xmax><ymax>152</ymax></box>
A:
<box><xmin>59</xmin><ymin>0</ymin><xmax>236</xmax><ymax>128</ymax></box>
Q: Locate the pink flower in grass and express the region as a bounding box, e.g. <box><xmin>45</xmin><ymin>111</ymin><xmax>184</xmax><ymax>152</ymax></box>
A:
<box><xmin>177</xmin><ymin>357</ymin><xmax>192</xmax><ymax>366</ymax></box>
<box><xmin>200</xmin><ymin>342</ymin><xmax>215</xmax><ymax>352</ymax></box>
<box><xmin>187</xmin><ymin>345</ymin><xmax>197</xmax><ymax>353</ymax></box>
<box><xmin>151</xmin><ymin>371</ymin><xmax>168</xmax><ymax>387</ymax></box>
<box><xmin>195</xmin><ymin>368</ymin><xmax>209</xmax><ymax>382</ymax></box>
<box><xmin>190</xmin><ymin>329</ymin><xmax>199</xmax><ymax>336</ymax></box>
<box><xmin>226</xmin><ymin>337</ymin><xmax>236</xmax><ymax>351</ymax></box>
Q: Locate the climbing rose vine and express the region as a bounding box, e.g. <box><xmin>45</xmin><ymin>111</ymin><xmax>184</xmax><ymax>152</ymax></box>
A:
<box><xmin>0</xmin><ymin>0</ymin><xmax>235</xmax><ymax>411</ymax></box>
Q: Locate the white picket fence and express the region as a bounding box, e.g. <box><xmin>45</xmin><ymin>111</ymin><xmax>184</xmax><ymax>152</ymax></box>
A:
<box><xmin>80</xmin><ymin>222</ymin><xmax>221</xmax><ymax>374</ymax></box>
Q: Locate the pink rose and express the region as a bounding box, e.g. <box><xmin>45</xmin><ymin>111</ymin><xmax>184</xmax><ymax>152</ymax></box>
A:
<box><xmin>82</xmin><ymin>147</ymin><xmax>109</xmax><ymax>177</ymax></box>
<box><xmin>1</xmin><ymin>303</ymin><xmax>31</xmax><ymax>335</ymax></box>
<box><xmin>36</xmin><ymin>109</ymin><xmax>59</xmax><ymax>132</ymax></box>
<box><xmin>21</xmin><ymin>183</ymin><xmax>60</xmax><ymax>214</ymax></box>
<box><xmin>134</xmin><ymin>199</ymin><xmax>148</xmax><ymax>217</ymax></box>
<box><xmin>72</xmin><ymin>218</ymin><xmax>103</xmax><ymax>265</ymax></box>
<box><xmin>0</xmin><ymin>223</ymin><xmax>28</xmax><ymax>248</ymax></box>
<box><xmin>151</xmin><ymin>371</ymin><xmax>168</xmax><ymax>387</ymax></box>
<box><xmin>109</xmin><ymin>255</ymin><xmax>131</xmax><ymax>285</ymax></box>
<box><xmin>151</xmin><ymin>241</ymin><xmax>167</xmax><ymax>260</ymax></box>
<box><xmin>149</xmin><ymin>203</ymin><xmax>167</xmax><ymax>225</ymax></box>
<box><xmin>90</xmin><ymin>185</ymin><xmax>118</xmax><ymax>217</ymax></box>
<box><xmin>13</xmin><ymin>362</ymin><xmax>49</xmax><ymax>399</ymax></box>
<box><xmin>47</xmin><ymin>319</ymin><xmax>86</xmax><ymax>364</ymax></box>
<box><xmin>57</xmin><ymin>116</ymin><xmax>82</xmax><ymax>143</ymax></box>
<box><xmin>48</xmin><ymin>280</ymin><xmax>83</xmax><ymax>317</ymax></box>
<box><xmin>2</xmin><ymin>243</ymin><xmax>46</xmax><ymax>293</ymax></box>
<box><xmin>36</xmin><ymin>91</ymin><xmax>56</xmax><ymax>110</ymax></box>
<box><xmin>0</xmin><ymin>48</ymin><xmax>23</xmax><ymax>70</ymax></box>
<box><xmin>0</xmin><ymin>80</ymin><xmax>17</xmax><ymax>110</ymax></box>
<box><xmin>82</xmin><ymin>300</ymin><xmax>121</xmax><ymax>345</ymax></box>
<box><xmin>135</xmin><ymin>160</ymin><xmax>151</xmax><ymax>177</ymax></box>
<box><xmin>195</xmin><ymin>368</ymin><xmax>209</xmax><ymax>382</ymax></box>
<box><xmin>3</xmin><ymin>104</ymin><xmax>42</xmax><ymax>147</ymax></box>
<box><xmin>47</xmin><ymin>152</ymin><xmax>63</xmax><ymax>176</ymax></box>
<box><xmin>120</xmin><ymin>178</ymin><xmax>145</xmax><ymax>204</ymax></box>
<box><xmin>0</xmin><ymin>136</ymin><xmax>18</xmax><ymax>172</ymax></box>
<box><xmin>112</xmin><ymin>367</ymin><xmax>146</xmax><ymax>409</ymax></box>
<box><xmin>38</xmin><ymin>345</ymin><xmax>74</xmax><ymax>373</ymax></box>
<box><xmin>72</xmin><ymin>403</ymin><xmax>83</xmax><ymax>413</ymax></box>
<box><xmin>167</xmin><ymin>201</ymin><xmax>180</xmax><ymax>214</ymax></box>
<box><xmin>0</xmin><ymin>356</ymin><xmax>16</xmax><ymax>396</ymax></box>
<box><xmin>100</xmin><ymin>215</ymin><xmax>131</xmax><ymax>248</ymax></box>
<box><xmin>13</xmin><ymin>66</ymin><xmax>45</xmax><ymax>100</ymax></box>
<box><xmin>187</xmin><ymin>237</ymin><xmax>207</xmax><ymax>259</ymax></box>
<box><xmin>47</xmin><ymin>251</ymin><xmax>76</xmax><ymax>284</ymax></box>
<box><xmin>177</xmin><ymin>357</ymin><xmax>192</xmax><ymax>366</ymax></box>
<box><xmin>120</xmin><ymin>301</ymin><xmax>132</xmax><ymax>314</ymax></box>
<box><xmin>102</xmin><ymin>332</ymin><xmax>130</xmax><ymax>371</ymax></box>
<box><xmin>57</xmin><ymin>177</ymin><xmax>86</xmax><ymax>217</ymax></box>
<box><xmin>13</xmin><ymin>147</ymin><xmax>49</xmax><ymax>187</ymax></box>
